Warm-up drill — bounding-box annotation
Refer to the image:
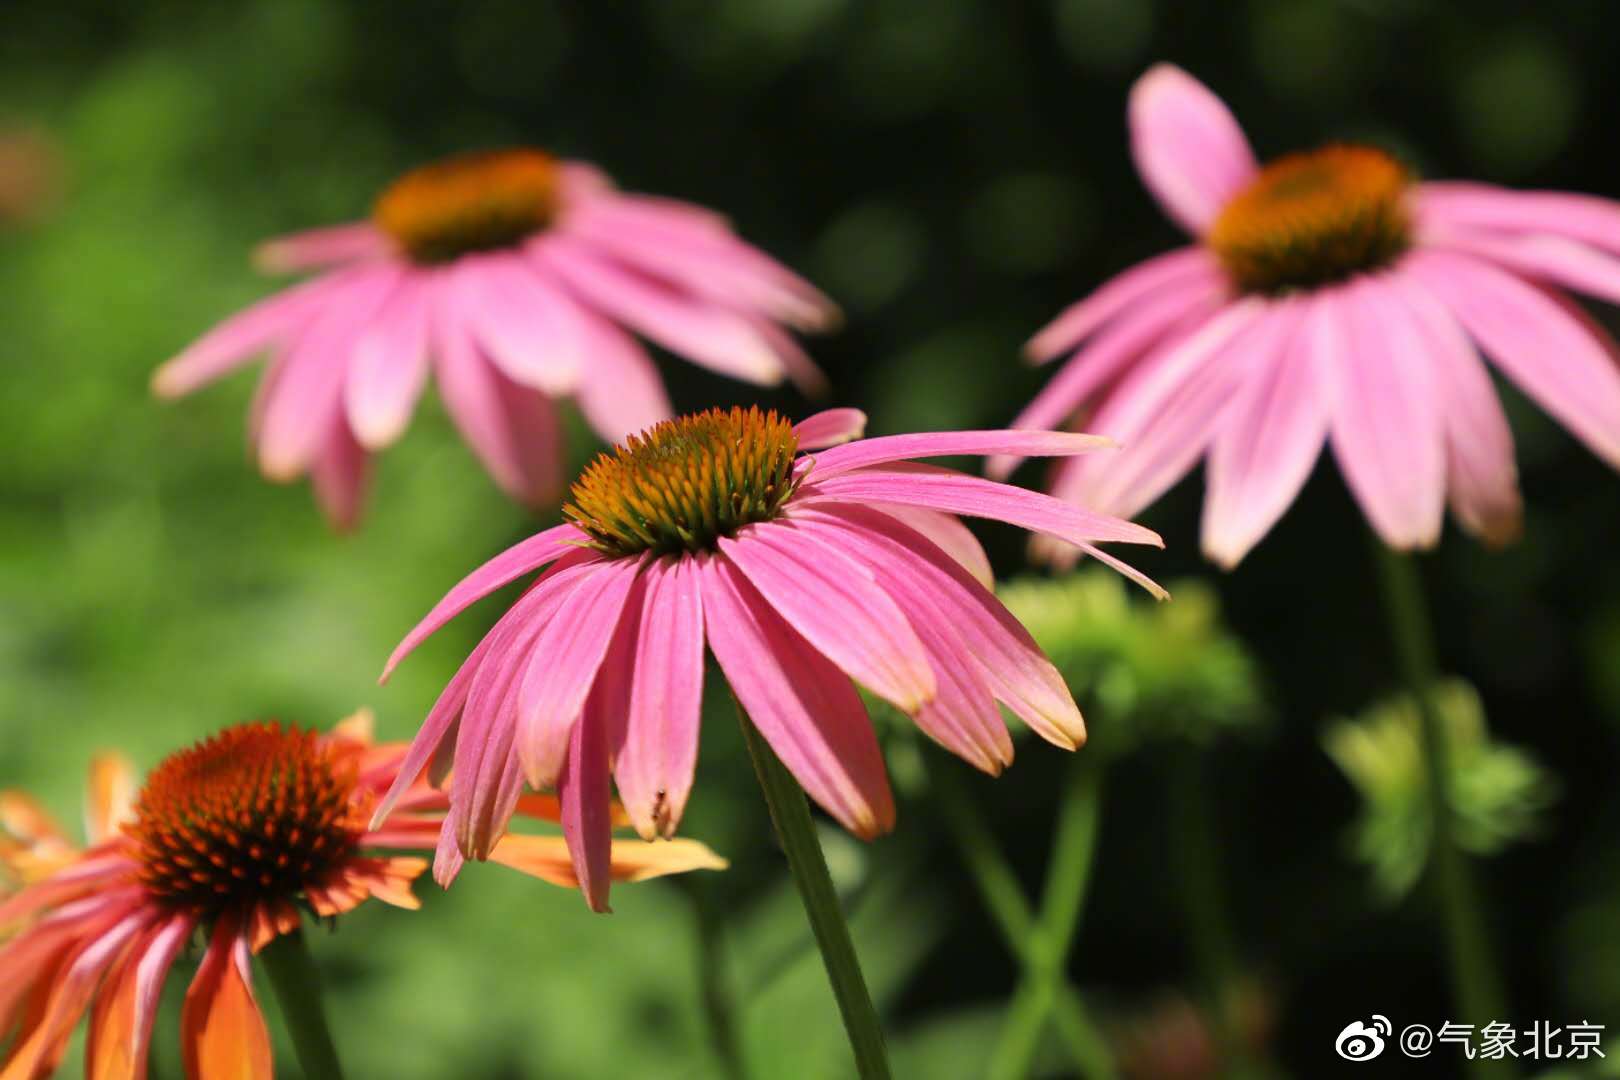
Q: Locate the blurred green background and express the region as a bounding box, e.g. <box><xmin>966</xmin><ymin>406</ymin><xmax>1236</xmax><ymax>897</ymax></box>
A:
<box><xmin>4</xmin><ymin>1</ymin><xmax>1620</xmax><ymax>1076</ymax></box>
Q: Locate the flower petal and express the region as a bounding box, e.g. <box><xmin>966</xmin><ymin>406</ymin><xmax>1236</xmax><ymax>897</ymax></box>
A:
<box><xmin>455</xmin><ymin>257</ymin><xmax>584</xmax><ymax>396</ymax></box>
<box><xmin>87</xmin><ymin>913</ymin><xmax>193</xmax><ymax>1080</ymax></box>
<box><xmin>82</xmin><ymin>755</ymin><xmax>136</xmax><ymax>847</ymax></box>
<box><xmin>863</xmin><ymin>503</ymin><xmax>994</xmax><ymax>589</ymax></box>
<box><xmin>701</xmin><ymin>554</ymin><xmax>895</xmax><ymax>838</ymax></box>
<box><xmin>719</xmin><ymin>524</ymin><xmax>936</xmax><ymax>712</ymax></box>
<box><xmin>180</xmin><ymin>915</ymin><xmax>272</xmax><ymax>1080</ymax></box>
<box><xmin>254</xmin><ymin>223</ymin><xmax>391</xmax><ymax>273</ymax></box>
<box><xmin>1025</xmin><ymin>246</ymin><xmax>1225</xmax><ymax>362</ymax></box>
<box><xmin>487</xmin><ymin>834</ymin><xmax>728</xmax><ymax>886</ymax></box>
<box><xmin>794</xmin><ymin>408</ymin><xmax>868</xmax><ymax>450</ymax></box>
<box><xmin>309</xmin><ymin>415</ymin><xmax>369</xmax><ymax>532</ymax></box>
<box><xmin>808</xmin><ymin>429</ymin><xmax>1114</xmax><ymax>481</ymax></box>
<box><xmin>559</xmin><ymin>708</ymin><xmax>614</xmax><ymax>913</ymax></box>
<box><xmin>345</xmin><ymin>275</ymin><xmax>432</xmax><ymax>450</ymax></box>
<box><xmin>1416</xmin><ymin>182</ymin><xmax>1620</xmax><ymax>256</ymax></box>
<box><xmin>1128</xmin><ymin>64</ymin><xmax>1259</xmax><ymax>236</ymax></box>
<box><xmin>571</xmin><ymin>313</ymin><xmax>674</xmax><ymax>445</ymax></box>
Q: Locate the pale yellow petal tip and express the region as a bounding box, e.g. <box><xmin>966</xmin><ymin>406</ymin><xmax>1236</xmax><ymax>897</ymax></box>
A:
<box><xmin>150</xmin><ymin>365</ymin><xmax>185</xmax><ymax>400</ymax></box>
<box><xmin>332</xmin><ymin>708</ymin><xmax>376</xmax><ymax>745</ymax></box>
<box><xmin>84</xmin><ymin>752</ymin><xmax>138</xmax><ymax>842</ymax></box>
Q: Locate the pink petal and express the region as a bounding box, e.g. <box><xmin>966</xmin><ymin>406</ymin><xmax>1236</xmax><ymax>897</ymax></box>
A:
<box><xmin>700</xmin><ymin>554</ymin><xmax>895</xmax><ymax>838</ymax></box>
<box><xmin>454</xmin><ymin>256</ymin><xmax>584</xmax><ymax>396</ymax></box>
<box><xmin>150</xmin><ymin>270</ymin><xmax>360</xmax><ymax>399</ymax></box>
<box><xmin>719</xmin><ymin>523</ymin><xmax>937</xmax><ymax>712</ymax></box>
<box><xmin>1201</xmin><ymin>295</ymin><xmax>1330</xmax><ymax>567</ymax></box>
<box><xmin>571</xmin><ymin>313</ymin><xmax>675</xmax><ymax>444</ymax></box>
<box><xmin>991</xmin><ymin>281</ymin><xmax>1225</xmax><ymax>479</ymax></box>
<box><xmin>795</xmin><ymin>503</ymin><xmax>1085</xmax><ymax>749</ymax></box>
<box><xmin>254</xmin><ymin>222</ymin><xmax>392</xmax><ymax>273</ymax></box>
<box><xmin>534</xmin><ymin>236</ymin><xmax>786</xmax><ymax>385</ymax></box>
<box><xmin>381</xmin><ymin>522</ymin><xmax>587</xmax><ymax>681</ymax></box>
<box><xmin>1394</xmin><ymin>270</ymin><xmax>1523</xmax><ymax>545</ymax></box>
<box><xmin>808</xmin><ymin>429</ymin><xmax>1114</xmax><ymax>483</ymax></box>
<box><xmin>256</xmin><ymin>268</ymin><xmax>403</xmax><ymax>480</ymax></box>
<box><xmin>1416</xmin><ymin>182</ymin><xmax>1620</xmax><ymax>256</ymax></box>
<box><xmin>86</xmin><ymin>912</ymin><xmax>194</xmax><ymax>1080</ymax></box>
<box><xmin>559</xmin><ymin>704</ymin><xmax>614</xmax><ymax>912</ymax></box>
<box><xmin>805</xmin><ymin>463</ymin><xmax>1162</xmax><ymax>549</ymax></box>
<box><xmin>1404</xmin><ymin>249</ymin><xmax>1620</xmax><ymax>468</ymax></box>
<box><xmin>309</xmin><ymin>414</ymin><xmax>370</xmax><ymax>532</ymax></box>
<box><xmin>432</xmin><ymin>300</ymin><xmax>565</xmax><ymax>505</ymax></box>
<box><xmin>863</xmin><ymin>503</ymin><xmax>994</xmax><ymax>589</ymax></box>
<box><xmin>788</xmin><ymin>510</ymin><xmax>1014</xmax><ymax>772</ymax></box>
<box><xmin>1128</xmin><ymin>64</ymin><xmax>1259</xmax><ymax>236</ymax></box>
<box><xmin>345</xmin><ymin>274</ymin><xmax>432</xmax><ymax>449</ymax></box>
<box><xmin>613</xmin><ymin>555</ymin><xmax>706</xmax><ymax>840</ymax></box>
<box><xmin>517</xmin><ymin>556</ymin><xmax>644</xmax><ymax>788</ymax></box>
<box><xmin>1326</xmin><ymin>277</ymin><xmax>1445</xmax><ymax>549</ymax></box>
<box><xmin>1047</xmin><ymin>297</ymin><xmax>1270</xmax><ymax>520</ymax></box>
<box><xmin>747</xmin><ymin>315</ymin><xmax>831</xmax><ymax>397</ymax></box>
<box><xmin>1025</xmin><ymin>246</ymin><xmax>1223</xmax><ymax>362</ymax></box>
<box><xmin>794</xmin><ymin>408</ymin><xmax>868</xmax><ymax>450</ymax></box>
<box><xmin>1420</xmin><ymin>224</ymin><xmax>1620</xmax><ymax>307</ymax></box>
<box><xmin>562</xmin><ymin>196</ymin><xmax>837</xmax><ymax>330</ymax></box>
<box><xmin>6</xmin><ymin>912</ymin><xmax>145</xmax><ymax>1077</ymax></box>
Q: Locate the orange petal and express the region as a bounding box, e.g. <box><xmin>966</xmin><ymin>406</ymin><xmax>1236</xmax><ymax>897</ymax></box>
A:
<box><xmin>84</xmin><ymin>754</ymin><xmax>138</xmax><ymax>845</ymax></box>
<box><xmin>513</xmin><ymin>793</ymin><xmax>632</xmax><ymax>828</ymax></box>
<box><xmin>0</xmin><ymin>792</ymin><xmax>67</xmax><ymax>848</ymax></box>
<box><xmin>180</xmin><ymin>916</ymin><xmax>272</xmax><ymax>1080</ymax></box>
<box><xmin>2</xmin><ymin>911</ymin><xmax>144</xmax><ymax>1080</ymax></box>
<box><xmin>487</xmin><ymin>835</ymin><xmax>727</xmax><ymax>890</ymax></box>
<box><xmin>329</xmin><ymin>708</ymin><xmax>376</xmax><ymax>747</ymax></box>
<box><xmin>88</xmin><ymin>914</ymin><xmax>193</xmax><ymax>1080</ymax></box>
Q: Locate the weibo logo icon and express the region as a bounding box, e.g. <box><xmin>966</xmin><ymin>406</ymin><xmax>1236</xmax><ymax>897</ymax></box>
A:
<box><xmin>1335</xmin><ymin>1015</ymin><xmax>1392</xmax><ymax>1061</ymax></box>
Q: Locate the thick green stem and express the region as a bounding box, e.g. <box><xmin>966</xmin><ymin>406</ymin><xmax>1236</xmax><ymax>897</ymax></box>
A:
<box><xmin>929</xmin><ymin>758</ymin><xmax>1114</xmax><ymax>1077</ymax></box>
<box><xmin>735</xmin><ymin>701</ymin><xmax>892</xmax><ymax>1080</ymax></box>
<box><xmin>259</xmin><ymin>929</ymin><xmax>345</xmax><ymax>1080</ymax></box>
<box><xmin>1169</xmin><ymin>749</ymin><xmax>1262</xmax><ymax>1079</ymax></box>
<box><xmin>682</xmin><ymin>879</ymin><xmax>747</xmax><ymax>1080</ymax></box>
<box><xmin>1374</xmin><ymin>544</ymin><xmax>1514</xmax><ymax>1080</ymax></box>
<box><xmin>987</xmin><ymin>757</ymin><xmax>1115</xmax><ymax>1080</ymax></box>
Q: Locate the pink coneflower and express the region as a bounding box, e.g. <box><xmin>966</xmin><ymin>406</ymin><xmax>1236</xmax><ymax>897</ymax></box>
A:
<box><xmin>377</xmin><ymin>405</ymin><xmax>1164</xmax><ymax>911</ymax></box>
<box><xmin>151</xmin><ymin>149</ymin><xmax>836</xmax><ymax>528</ymax></box>
<box><xmin>999</xmin><ymin>64</ymin><xmax>1620</xmax><ymax>567</ymax></box>
<box><xmin>0</xmin><ymin>712</ymin><xmax>722</xmax><ymax>1078</ymax></box>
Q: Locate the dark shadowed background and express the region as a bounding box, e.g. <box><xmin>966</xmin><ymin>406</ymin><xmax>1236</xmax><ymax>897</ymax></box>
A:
<box><xmin>3</xmin><ymin>1</ymin><xmax>1619</xmax><ymax>1076</ymax></box>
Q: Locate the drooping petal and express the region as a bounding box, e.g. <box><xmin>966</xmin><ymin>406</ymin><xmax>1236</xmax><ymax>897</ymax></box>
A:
<box><xmin>1128</xmin><ymin>64</ymin><xmax>1259</xmax><ymax>236</ymax></box>
<box><xmin>1416</xmin><ymin>182</ymin><xmax>1620</xmax><ymax>256</ymax></box>
<box><xmin>535</xmin><ymin>236</ymin><xmax>786</xmax><ymax>385</ymax></box>
<box><xmin>1395</xmin><ymin>269</ymin><xmax>1523</xmax><ymax>545</ymax></box>
<box><xmin>381</xmin><ymin>522</ymin><xmax>588</xmax><ymax>681</ymax></box>
<box><xmin>702</xmin><ymin>554</ymin><xmax>895</xmax><ymax>838</ymax></box>
<box><xmin>310</xmin><ymin>415</ymin><xmax>370</xmax><ymax>532</ymax></box>
<box><xmin>455</xmin><ymin>256</ymin><xmax>584</xmax><ymax>396</ymax></box>
<box><xmin>807</xmin><ymin>429</ymin><xmax>1114</xmax><ymax>481</ymax></box>
<box><xmin>794</xmin><ymin>408</ymin><xmax>868</xmax><ymax>450</ymax></box>
<box><xmin>345</xmin><ymin>274</ymin><xmax>432</xmax><ymax>450</ymax></box>
<box><xmin>795</xmin><ymin>503</ymin><xmax>1085</xmax><ymax>750</ymax></box>
<box><xmin>4</xmin><ymin>911</ymin><xmax>146</xmax><ymax>1079</ymax></box>
<box><xmin>1025</xmin><ymin>246</ymin><xmax>1225</xmax><ymax>362</ymax></box>
<box><xmin>254</xmin><ymin>222</ymin><xmax>392</xmax><ymax>273</ymax></box>
<box><xmin>863</xmin><ymin>503</ymin><xmax>994</xmax><ymax>589</ymax></box>
<box><xmin>1326</xmin><ymin>277</ymin><xmax>1445</xmax><ymax>549</ymax></box>
<box><xmin>1404</xmin><ymin>249</ymin><xmax>1620</xmax><ymax>469</ymax></box>
<box><xmin>558</xmin><ymin>707</ymin><xmax>614</xmax><ymax>913</ymax></box>
<box><xmin>516</xmin><ymin>556</ymin><xmax>644</xmax><ymax>788</ymax></box>
<box><xmin>1201</xmin><ymin>295</ymin><xmax>1330</xmax><ymax>567</ymax></box>
<box><xmin>719</xmin><ymin>525</ymin><xmax>936</xmax><ymax>712</ymax></box>
<box><xmin>991</xmin><ymin>279</ymin><xmax>1225</xmax><ymax>478</ymax></box>
<box><xmin>1421</xmin><ymin>225</ymin><xmax>1620</xmax><ymax>308</ymax></box>
<box><xmin>433</xmin><ymin>297</ymin><xmax>565</xmax><ymax>505</ymax></box>
<box><xmin>613</xmin><ymin>556</ymin><xmax>706</xmax><ymax>840</ymax></box>
<box><xmin>571</xmin><ymin>313</ymin><xmax>674</xmax><ymax>444</ymax></box>
<box><xmin>87</xmin><ymin>913</ymin><xmax>193</xmax><ymax>1080</ymax></box>
<box><xmin>180</xmin><ymin>916</ymin><xmax>272</xmax><ymax>1080</ymax></box>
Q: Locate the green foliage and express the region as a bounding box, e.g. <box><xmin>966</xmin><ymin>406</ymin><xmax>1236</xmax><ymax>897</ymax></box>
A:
<box><xmin>1323</xmin><ymin>680</ymin><xmax>1559</xmax><ymax>899</ymax></box>
<box><xmin>997</xmin><ymin>571</ymin><xmax>1266</xmax><ymax>756</ymax></box>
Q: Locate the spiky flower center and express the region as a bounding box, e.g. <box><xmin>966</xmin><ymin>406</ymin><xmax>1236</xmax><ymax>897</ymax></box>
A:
<box><xmin>373</xmin><ymin>148</ymin><xmax>561</xmax><ymax>265</ymax></box>
<box><xmin>127</xmin><ymin>722</ymin><xmax>361</xmax><ymax>915</ymax></box>
<box><xmin>1208</xmin><ymin>144</ymin><xmax>1411</xmax><ymax>295</ymax></box>
<box><xmin>565</xmin><ymin>407</ymin><xmax>801</xmax><ymax>557</ymax></box>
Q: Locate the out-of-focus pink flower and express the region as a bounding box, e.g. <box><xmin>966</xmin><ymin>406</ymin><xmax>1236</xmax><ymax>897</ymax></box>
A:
<box><xmin>153</xmin><ymin>149</ymin><xmax>837</xmax><ymax>529</ymax></box>
<box><xmin>0</xmin><ymin>711</ymin><xmax>722</xmax><ymax>1078</ymax></box>
<box><xmin>1002</xmin><ymin>64</ymin><xmax>1620</xmax><ymax>567</ymax></box>
<box><xmin>378</xmin><ymin>406</ymin><xmax>1164</xmax><ymax>911</ymax></box>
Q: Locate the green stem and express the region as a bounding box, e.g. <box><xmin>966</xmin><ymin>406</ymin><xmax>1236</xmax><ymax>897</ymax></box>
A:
<box><xmin>988</xmin><ymin>756</ymin><xmax>1115</xmax><ymax>1080</ymax></box>
<box><xmin>259</xmin><ymin>929</ymin><xmax>345</xmax><ymax>1080</ymax></box>
<box><xmin>1374</xmin><ymin>544</ymin><xmax>1514</xmax><ymax>1080</ymax></box>
<box><xmin>682</xmin><ymin>879</ymin><xmax>747</xmax><ymax>1080</ymax></box>
<box><xmin>735</xmin><ymin>701</ymin><xmax>892</xmax><ymax>1080</ymax></box>
<box><xmin>928</xmin><ymin>758</ymin><xmax>1114</xmax><ymax>1078</ymax></box>
<box><xmin>1168</xmin><ymin>748</ymin><xmax>1260</xmax><ymax>1079</ymax></box>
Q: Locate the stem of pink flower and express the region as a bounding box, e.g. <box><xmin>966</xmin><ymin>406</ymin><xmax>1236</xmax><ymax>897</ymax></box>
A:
<box><xmin>733</xmin><ymin>697</ymin><xmax>892</xmax><ymax>1080</ymax></box>
<box><xmin>260</xmin><ymin>929</ymin><xmax>345</xmax><ymax>1080</ymax></box>
<box><xmin>986</xmin><ymin>754</ymin><xmax>1111</xmax><ymax>1080</ymax></box>
<box><xmin>1374</xmin><ymin>544</ymin><xmax>1514</xmax><ymax>1080</ymax></box>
